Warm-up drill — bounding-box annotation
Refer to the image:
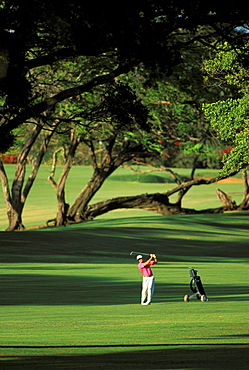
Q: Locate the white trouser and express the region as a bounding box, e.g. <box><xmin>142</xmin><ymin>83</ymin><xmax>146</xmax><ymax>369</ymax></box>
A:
<box><xmin>141</xmin><ymin>276</ymin><xmax>155</xmax><ymax>304</ymax></box>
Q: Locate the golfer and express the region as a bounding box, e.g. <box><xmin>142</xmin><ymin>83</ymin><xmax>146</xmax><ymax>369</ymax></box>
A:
<box><xmin>136</xmin><ymin>254</ymin><xmax>158</xmax><ymax>305</ymax></box>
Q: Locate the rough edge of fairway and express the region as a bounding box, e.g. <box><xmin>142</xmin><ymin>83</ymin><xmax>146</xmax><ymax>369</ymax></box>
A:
<box><xmin>0</xmin><ymin>345</ymin><xmax>249</xmax><ymax>369</ymax></box>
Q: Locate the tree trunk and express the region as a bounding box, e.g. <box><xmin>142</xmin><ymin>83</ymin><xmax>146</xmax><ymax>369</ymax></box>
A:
<box><xmin>83</xmin><ymin>193</ymin><xmax>181</xmax><ymax>220</ymax></box>
<box><xmin>67</xmin><ymin>136</ymin><xmax>136</xmax><ymax>222</ymax></box>
<box><xmin>83</xmin><ymin>192</ymin><xmax>225</xmax><ymax>220</ymax></box>
<box><xmin>1</xmin><ymin>120</ymin><xmax>57</xmax><ymax>230</ymax></box>
<box><xmin>239</xmin><ymin>170</ymin><xmax>249</xmax><ymax>210</ymax></box>
<box><xmin>67</xmin><ymin>167</ymin><xmax>112</xmax><ymax>222</ymax></box>
<box><xmin>48</xmin><ymin>130</ymin><xmax>81</xmax><ymax>226</ymax></box>
<box><xmin>216</xmin><ymin>188</ymin><xmax>237</xmax><ymax>210</ymax></box>
<box><xmin>56</xmin><ymin>192</ymin><xmax>70</xmax><ymax>226</ymax></box>
<box><xmin>6</xmin><ymin>207</ymin><xmax>25</xmax><ymax>231</ymax></box>
<box><xmin>0</xmin><ymin>159</ymin><xmax>25</xmax><ymax>230</ymax></box>
<box><xmin>73</xmin><ymin>175</ymin><xmax>231</xmax><ymax>221</ymax></box>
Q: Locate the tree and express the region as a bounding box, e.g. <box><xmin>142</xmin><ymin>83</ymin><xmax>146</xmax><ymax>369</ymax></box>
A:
<box><xmin>203</xmin><ymin>41</ymin><xmax>249</xmax><ymax>173</ymax></box>
<box><xmin>120</xmin><ymin>48</ymin><xmax>224</xmax><ymax>170</ymax></box>
<box><xmin>79</xmin><ymin>171</ymin><xmax>238</xmax><ymax>219</ymax></box>
<box><xmin>46</xmin><ymin>82</ymin><xmax>162</xmax><ymax>225</ymax></box>
<box><xmin>47</xmin><ymin>128</ymin><xmax>82</xmax><ymax>226</ymax></box>
<box><xmin>0</xmin><ymin>59</ymin><xmax>157</xmax><ymax>230</ymax></box>
<box><xmin>1</xmin><ymin>1</ymin><xmax>249</xmax><ymax>151</ymax></box>
<box><xmin>203</xmin><ymin>41</ymin><xmax>249</xmax><ymax>209</ymax></box>
<box><xmin>0</xmin><ymin>117</ymin><xmax>59</xmax><ymax>230</ymax></box>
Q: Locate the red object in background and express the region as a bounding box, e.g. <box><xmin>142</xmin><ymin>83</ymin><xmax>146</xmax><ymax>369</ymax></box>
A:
<box><xmin>1</xmin><ymin>154</ymin><xmax>18</xmax><ymax>164</ymax></box>
<box><xmin>220</xmin><ymin>146</ymin><xmax>232</xmax><ymax>158</ymax></box>
<box><xmin>221</xmin><ymin>146</ymin><xmax>232</xmax><ymax>154</ymax></box>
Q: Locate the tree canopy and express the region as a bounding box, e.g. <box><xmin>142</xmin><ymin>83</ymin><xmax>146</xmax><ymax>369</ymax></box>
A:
<box><xmin>1</xmin><ymin>1</ymin><xmax>249</xmax><ymax>151</ymax></box>
<box><xmin>203</xmin><ymin>41</ymin><xmax>249</xmax><ymax>175</ymax></box>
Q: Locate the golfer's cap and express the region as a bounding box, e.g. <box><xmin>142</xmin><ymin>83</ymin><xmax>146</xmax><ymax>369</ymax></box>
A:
<box><xmin>136</xmin><ymin>255</ymin><xmax>143</xmax><ymax>260</ymax></box>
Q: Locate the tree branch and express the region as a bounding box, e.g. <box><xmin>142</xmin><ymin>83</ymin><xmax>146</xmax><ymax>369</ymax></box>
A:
<box><xmin>26</xmin><ymin>48</ymin><xmax>77</xmax><ymax>70</ymax></box>
<box><xmin>1</xmin><ymin>64</ymin><xmax>132</xmax><ymax>134</ymax></box>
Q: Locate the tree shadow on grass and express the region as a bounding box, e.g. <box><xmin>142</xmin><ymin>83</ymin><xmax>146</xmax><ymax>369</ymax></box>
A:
<box><xmin>0</xmin><ymin>274</ymin><xmax>139</xmax><ymax>305</ymax></box>
<box><xmin>0</xmin><ymin>344</ymin><xmax>248</xmax><ymax>369</ymax></box>
<box><xmin>0</xmin><ymin>273</ymin><xmax>248</xmax><ymax>305</ymax></box>
<box><xmin>1</xmin><ymin>213</ymin><xmax>249</xmax><ymax>264</ymax></box>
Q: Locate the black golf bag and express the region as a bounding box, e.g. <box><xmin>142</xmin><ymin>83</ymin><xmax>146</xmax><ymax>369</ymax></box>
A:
<box><xmin>184</xmin><ymin>268</ymin><xmax>208</xmax><ymax>302</ymax></box>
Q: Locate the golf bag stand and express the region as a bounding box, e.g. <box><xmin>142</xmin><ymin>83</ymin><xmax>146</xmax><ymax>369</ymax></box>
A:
<box><xmin>184</xmin><ymin>268</ymin><xmax>208</xmax><ymax>302</ymax></box>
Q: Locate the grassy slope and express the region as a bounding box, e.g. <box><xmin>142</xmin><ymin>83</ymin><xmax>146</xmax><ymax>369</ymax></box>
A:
<box><xmin>0</xmin><ymin>213</ymin><xmax>248</xmax><ymax>369</ymax></box>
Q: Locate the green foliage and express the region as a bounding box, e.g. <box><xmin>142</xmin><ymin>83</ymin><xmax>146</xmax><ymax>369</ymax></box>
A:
<box><xmin>2</xmin><ymin>1</ymin><xmax>249</xmax><ymax>153</ymax></box>
<box><xmin>203</xmin><ymin>42</ymin><xmax>249</xmax><ymax>174</ymax></box>
<box><xmin>121</xmin><ymin>57</ymin><xmax>227</xmax><ymax>168</ymax></box>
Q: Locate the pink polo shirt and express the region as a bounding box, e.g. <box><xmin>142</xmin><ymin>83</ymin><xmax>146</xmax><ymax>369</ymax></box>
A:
<box><xmin>138</xmin><ymin>261</ymin><xmax>155</xmax><ymax>277</ymax></box>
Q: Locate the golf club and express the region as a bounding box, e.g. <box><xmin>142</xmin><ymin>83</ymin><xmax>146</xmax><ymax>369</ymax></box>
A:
<box><xmin>130</xmin><ymin>251</ymin><xmax>151</xmax><ymax>256</ymax></box>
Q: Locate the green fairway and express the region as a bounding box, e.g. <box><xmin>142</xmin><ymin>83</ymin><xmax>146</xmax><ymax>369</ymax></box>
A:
<box><xmin>0</xmin><ymin>212</ymin><xmax>248</xmax><ymax>369</ymax></box>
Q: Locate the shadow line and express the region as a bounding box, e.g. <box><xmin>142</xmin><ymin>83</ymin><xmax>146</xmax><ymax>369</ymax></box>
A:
<box><xmin>0</xmin><ymin>343</ymin><xmax>249</xmax><ymax>348</ymax></box>
<box><xmin>0</xmin><ymin>344</ymin><xmax>249</xmax><ymax>370</ymax></box>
